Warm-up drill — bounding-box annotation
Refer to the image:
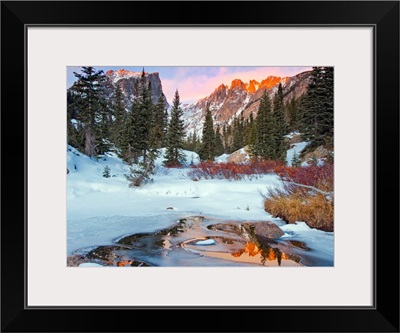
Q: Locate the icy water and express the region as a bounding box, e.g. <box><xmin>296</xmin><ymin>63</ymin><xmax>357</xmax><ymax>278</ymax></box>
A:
<box><xmin>71</xmin><ymin>216</ymin><xmax>331</xmax><ymax>267</ymax></box>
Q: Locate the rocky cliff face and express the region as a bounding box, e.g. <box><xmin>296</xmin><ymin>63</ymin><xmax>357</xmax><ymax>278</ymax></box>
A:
<box><xmin>103</xmin><ymin>69</ymin><xmax>169</xmax><ymax>111</ymax></box>
<box><xmin>182</xmin><ymin>70</ymin><xmax>312</xmax><ymax>137</ymax></box>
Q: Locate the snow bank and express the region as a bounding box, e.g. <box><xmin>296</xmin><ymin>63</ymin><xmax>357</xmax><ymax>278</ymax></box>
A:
<box><xmin>155</xmin><ymin>148</ymin><xmax>200</xmax><ymax>167</ymax></box>
<box><xmin>215</xmin><ymin>153</ymin><xmax>230</xmax><ymax>163</ymax></box>
<box><xmin>284</xmin><ymin>131</ymin><xmax>300</xmax><ymax>139</ymax></box>
<box><xmin>286</xmin><ymin>141</ymin><xmax>309</xmax><ymax>166</ymax></box>
<box><xmin>280</xmin><ymin>222</ymin><xmax>334</xmax><ymax>265</ymax></box>
<box><xmin>67</xmin><ymin>145</ymin><xmax>333</xmax><ymax>265</ymax></box>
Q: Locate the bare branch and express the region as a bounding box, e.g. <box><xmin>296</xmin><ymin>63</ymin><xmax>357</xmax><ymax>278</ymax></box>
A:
<box><xmin>284</xmin><ymin>181</ymin><xmax>333</xmax><ymax>196</ymax></box>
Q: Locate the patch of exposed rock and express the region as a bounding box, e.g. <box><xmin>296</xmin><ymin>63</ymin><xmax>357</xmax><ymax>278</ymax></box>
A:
<box><xmin>287</xmin><ymin>133</ymin><xmax>303</xmax><ymax>145</ymax></box>
<box><xmin>209</xmin><ymin>220</ymin><xmax>284</xmax><ymax>239</ymax></box>
<box><xmin>303</xmin><ymin>145</ymin><xmax>331</xmax><ymax>161</ymax></box>
<box><xmin>67</xmin><ymin>254</ymin><xmax>94</xmax><ymax>267</ymax></box>
<box><xmin>245</xmin><ymin>221</ymin><xmax>285</xmax><ymax>239</ymax></box>
<box><xmin>226</xmin><ymin>146</ymin><xmax>251</xmax><ymax>163</ymax></box>
<box><xmin>182</xmin><ymin>70</ymin><xmax>312</xmax><ymax>136</ymax></box>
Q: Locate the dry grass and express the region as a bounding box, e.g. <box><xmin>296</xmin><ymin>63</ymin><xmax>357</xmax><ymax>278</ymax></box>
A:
<box><xmin>264</xmin><ymin>193</ymin><xmax>334</xmax><ymax>232</ymax></box>
<box><xmin>264</xmin><ymin>163</ymin><xmax>334</xmax><ymax>232</ymax></box>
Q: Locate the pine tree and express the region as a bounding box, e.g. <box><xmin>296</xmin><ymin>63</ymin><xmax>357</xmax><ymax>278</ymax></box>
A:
<box><xmin>135</xmin><ymin>69</ymin><xmax>154</xmax><ymax>163</ymax></box>
<box><xmin>121</xmin><ymin>70</ymin><xmax>159</xmax><ymax>184</ymax></box>
<box><xmin>320</xmin><ymin>66</ymin><xmax>334</xmax><ymax>148</ymax></box>
<box><xmin>67</xmin><ymin>104</ymin><xmax>82</xmax><ymax>149</ymax></box>
<box><xmin>232</xmin><ymin>124</ymin><xmax>243</xmax><ymax>152</ymax></box>
<box><xmin>111</xmin><ymin>85</ymin><xmax>126</xmax><ymax>150</ymax></box>
<box><xmin>102</xmin><ymin>165</ymin><xmax>111</xmax><ymax>178</ymax></box>
<box><xmin>265</xmin><ymin>106</ymin><xmax>277</xmax><ymax>160</ymax></box>
<box><xmin>286</xmin><ymin>97</ymin><xmax>299</xmax><ymax>132</ymax></box>
<box><xmin>71</xmin><ymin>66</ymin><xmax>107</xmax><ymax>158</ymax></box>
<box><xmin>232</xmin><ymin>115</ymin><xmax>244</xmax><ymax>151</ymax></box>
<box><xmin>247</xmin><ymin>114</ymin><xmax>257</xmax><ymax>159</ymax></box>
<box><xmin>163</xmin><ymin>109</ymin><xmax>169</xmax><ymax>145</ymax></box>
<box><xmin>182</xmin><ymin>133</ymin><xmax>193</xmax><ymax>151</ymax></box>
<box><xmin>183</xmin><ymin>131</ymin><xmax>201</xmax><ymax>153</ymax></box>
<box><xmin>291</xmin><ymin>151</ymin><xmax>301</xmax><ymax>167</ymax></box>
<box><xmin>214</xmin><ymin>124</ymin><xmax>224</xmax><ymax>157</ymax></box>
<box><xmin>300</xmin><ymin>67</ymin><xmax>321</xmax><ymax>146</ymax></box>
<box><xmin>254</xmin><ymin>90</ymin><xmax>274</xmax><ymax>160</ymax></box>
<box><xmin>191</xmin><ymin>131</ymin><xmax>200</xmax><ymax>152</ymax></box>
<box><xmin>245</xmin><ymin>113</ymin><xmax>256</xmax><ymax>147</ymax></box>
<box><xmin>151</xmin><ymin>94</ymin><xmax>168</xmax><ymax>149</ymax></box>
<box><xmin>95</xmin><ymin>101</ymin><xmax>113</xmax><ymax>155</ymax></box>
<box><xmin>121</xmin><ymin>99</ymin><xmax>140</xmax><ymax>164</ymax></box>
<box><xmin>199</xmin><ymin>103</ymin><xmax>216</xmax><ymax>161</ymax></box>
<box><xmin>300</xmin><ymin>66</ymin><xmax>334</xmax><ymax>151</ymax></box>
<box><xmin>272</xmin><ymin>83</ymin><xmax>287</xmax><ymax>161</ymax></box>
<box><xmin>164</xmin><ymin>89</ymin><xmax>186</xmax><ymax>166</ymax></box>
<box><xmin>124</xmin><ymin>162</ymin><xmax>155</xmax><ymax>187</ymax></box>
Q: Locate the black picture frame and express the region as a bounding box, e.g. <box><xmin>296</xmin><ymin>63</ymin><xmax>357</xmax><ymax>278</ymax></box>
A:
<box><xmin>1</xmin><ymin>1</ymin><xmax>399</xmax><ymax>332</ymax></box>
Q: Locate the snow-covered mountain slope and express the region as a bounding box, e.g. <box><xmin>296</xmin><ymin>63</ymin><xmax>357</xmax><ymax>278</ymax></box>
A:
<box><xmin>182</xmin><ymin>70</ymin><xmax>312</xmax><ymax>137</ymax></box>
<box><xmin>103</xmin><ymin>69</ymin><xmax>170</xmax><ymax>111</ymax></box>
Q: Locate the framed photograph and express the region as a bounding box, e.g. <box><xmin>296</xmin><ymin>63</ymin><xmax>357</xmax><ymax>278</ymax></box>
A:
<box><xmin>2</xmin><ymin>1</ymin><xmax>399</xmax><ymax>332</ymax></box>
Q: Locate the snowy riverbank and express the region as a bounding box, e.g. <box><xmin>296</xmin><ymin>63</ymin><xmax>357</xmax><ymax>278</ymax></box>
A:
<box><xmin>67</xmin><ymin>145</ymin><xmax>334</xmax><ymax>265</ymax></box>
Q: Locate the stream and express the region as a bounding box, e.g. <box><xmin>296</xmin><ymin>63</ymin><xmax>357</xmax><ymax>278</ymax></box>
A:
<box><xmin>69</xmin><ymin>216</ymin><xmax>332</xmax><ymax>267</ymax></box>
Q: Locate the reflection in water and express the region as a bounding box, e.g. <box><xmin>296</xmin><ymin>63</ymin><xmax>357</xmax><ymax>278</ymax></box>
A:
<box><xmin>230</xmin><ymin>241</ymin><xmax>300</xmax><ymax>266</ymax></box>
<box><xmin>232</xmin><ymin>242</ymin><xmax>261</xmax><ymax>257</ymax></box>
<box><xmin>73</xmin><ymin>216</ymin><xmax>307</xmax><ymax>267</ymax></box>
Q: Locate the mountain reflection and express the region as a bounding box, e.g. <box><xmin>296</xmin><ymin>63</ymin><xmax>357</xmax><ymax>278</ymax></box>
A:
<box><xmin>231</xmin><ymin>241</ymin><xmax>299</xmax><ymax>266</ymax></box>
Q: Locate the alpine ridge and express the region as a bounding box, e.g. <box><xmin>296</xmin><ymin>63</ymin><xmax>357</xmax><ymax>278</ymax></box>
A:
<box><xmin>103</xmin><ymin>69</ymin><xmax>170</xmax><ymax>111</ymax></box>
<box><xmin>182</xmin><ymin>70</ymin><xmax>312</xmax><ymax>137</ymax></box>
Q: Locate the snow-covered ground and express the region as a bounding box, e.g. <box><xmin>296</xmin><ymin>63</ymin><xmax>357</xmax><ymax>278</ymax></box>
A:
<box><xmin>285</xmin><ymin>138</ymin><xmax>327</xmax><ymax>167</ymax></box>
<box><xmin>67</xmin><ymin>145</ymin><xmax>334</xmax><ymax>265</ymax></box>
<box><xmin>286</xmin><ymin>141</ymin><xmax>309</xmax><ymax>166</ymax></box>
<box><xmin>215</xmin><ymin>153</ymin><xmax>230</xmax><ymax>163</ymax></box>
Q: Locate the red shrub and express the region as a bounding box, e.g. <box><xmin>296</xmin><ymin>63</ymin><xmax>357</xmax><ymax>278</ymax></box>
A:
<box><xmin>275</xmin><ymin>163</ymin><xmax>334</xmax><ymax>192</ymax></box>
<box><xmin>187</xmin><ymin>160</ymin><xmax>286</xmax><ymax>180</ymax></box>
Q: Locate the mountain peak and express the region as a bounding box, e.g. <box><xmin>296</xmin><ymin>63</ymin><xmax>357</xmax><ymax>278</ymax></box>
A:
<box><xmin>215</xmin><ymin>83</ymin><xmax>228</xmax><ymax>93</ymax></box>
<box><xmin>106</xmin><ymin>69</ymin><xmax>146</xmax><ymax>83</ymax></box>
<box><xmin>230</xmin><ymin>79</ymin><xmax>246</xmax><ymax>90</ymax></box>
<box><xmin>182</xmin><ymin>70</ymin><xmax>312</xmax><ymax>137</ymax></box>
<box><xmin>246</xmin><ymin>79</ymin><xmax>260</xmax><ymax>93</ymax></box>
<box><xmin>259</xmin><ymin>76</ymin><xmax>282</xmax><ymax>90</ymax></box>
<box><xmin>101</xmin><ymin>69</ymin><xmax>169</xmax><ymax>110</ymax></box>
<box><xmin>229</xmin><ymin>79</ymin><xmax>260</xmax><ymax>93</ymax></box>
<box><xmin>216</xmin><ymin>83</ymin><xmax>227</xmax><ymax>92</ymax></box>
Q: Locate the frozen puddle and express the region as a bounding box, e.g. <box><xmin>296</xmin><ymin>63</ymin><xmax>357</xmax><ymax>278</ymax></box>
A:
<box><xmin>68</xmin><ymin>216</ymin><xmax>330</xmax><ymax>267</ymax></box>
<box><xmin>194</xmin><ymin>239</ymin><xmax>216</xmax><ymax>246</ymax></box>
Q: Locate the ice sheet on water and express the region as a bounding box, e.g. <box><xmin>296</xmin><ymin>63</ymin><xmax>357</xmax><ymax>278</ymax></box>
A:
<box><xmin>79</xmin><ymin>263</ymin><xmax>104</xmax><ymax>267</ymax></box>
<box><xmin>166</xmin><ymin>247</ymin><xmax>203</xmax><ymax>259</ymax></box>
<box><xmin>195</xmin><ymin>239</ymin><xmax>216</xmax><ymax>245</ymax></box>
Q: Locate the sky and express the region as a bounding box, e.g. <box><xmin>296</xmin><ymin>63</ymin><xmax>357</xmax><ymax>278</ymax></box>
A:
<box><xmin>67</xmin><ymin>66</ymin><xmax>312</xmax><ymax>105</ymax></box>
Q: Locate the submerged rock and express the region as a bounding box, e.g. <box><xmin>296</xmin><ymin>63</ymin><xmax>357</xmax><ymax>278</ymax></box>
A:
<box><xmin>252</xmin><ymin>221</ymin><xmax>285</xmax><ymax>239</ymax></box>
<box><xmin>207</xmin><ymin>223</ymin><xmax>242</xmax><ymax>235</ymax></box>
<box><xmin>67</xmin><ymin>254</ymin><xmax>92</xmax><ymax>267</ymax></box>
